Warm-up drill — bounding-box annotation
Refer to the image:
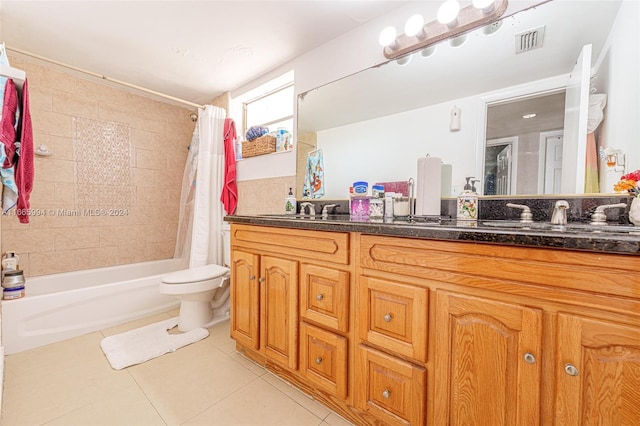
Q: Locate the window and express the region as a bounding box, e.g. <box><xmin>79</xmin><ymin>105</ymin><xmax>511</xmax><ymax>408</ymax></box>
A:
<box><xmin>243</xmin><ymin>82</ymin><xmax>294</xmax><ymax>136</ymax></box>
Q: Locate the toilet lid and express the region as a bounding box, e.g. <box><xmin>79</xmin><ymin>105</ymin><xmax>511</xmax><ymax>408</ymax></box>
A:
<box><xmin>162</xmin><ymin>264</ymin><xmax>229</xmax><ymax>284</ymax></box>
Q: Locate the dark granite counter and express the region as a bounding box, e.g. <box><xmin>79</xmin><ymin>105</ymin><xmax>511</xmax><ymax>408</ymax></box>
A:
<box><xmin>225</xmin><ymin>214</ymin><xmax>640</xmax><ymax>255</ymax></box>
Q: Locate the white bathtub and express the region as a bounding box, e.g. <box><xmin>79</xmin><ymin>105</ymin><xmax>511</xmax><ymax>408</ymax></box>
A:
<box><xmin>1</xmin><ymin>258</ymin><xmax>184</xmax><ymax>354</ymax></box>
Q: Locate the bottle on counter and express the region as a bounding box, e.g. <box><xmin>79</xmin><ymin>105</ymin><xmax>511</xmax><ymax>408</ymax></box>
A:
<box><xmin>456</xmin><ymin>177</ymin><xmax>479</xmax><ymax>220</ymax></box>
<box><xmin>285</xmin><ymin>187</ymin><xmax>297</xmax><ymax>215</ymax></box>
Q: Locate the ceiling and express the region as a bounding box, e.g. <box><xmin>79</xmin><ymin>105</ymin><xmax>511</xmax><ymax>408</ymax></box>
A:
<box><xmin>0</xmin><ymin>1</ymin><xmax>408</xmax><ymax>106</ymax></box>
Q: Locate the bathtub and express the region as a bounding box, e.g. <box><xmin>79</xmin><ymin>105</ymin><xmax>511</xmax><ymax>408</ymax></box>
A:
<box><xmin>1</xmin><ymin>258</ymin><xmax>184</xmax><ymax>354</ymax></box>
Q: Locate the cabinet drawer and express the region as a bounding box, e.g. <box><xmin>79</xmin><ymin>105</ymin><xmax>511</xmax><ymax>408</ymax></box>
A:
<box><xmin>231</xmin><ymin>224</ymin><xmax>349</xmax><ymax>265</ymax></box>
<box><xmin>300</xmin><ymin>322</ymin><xmax>348</xmax><ymax>399</ymax></box>
<box><xmin>359</xmin><ymin>276</ymin><xmax>429</xmax><ymax>362</ymax></box>
<box><xmin>355</xmin><ymin>345</ymin><xmax>426</xmax><ymax>426</ymax></box>
<box><xmin>300</xmin><ymin>264</ymin><xmax>349</xmax><ymax>333</ymax></box>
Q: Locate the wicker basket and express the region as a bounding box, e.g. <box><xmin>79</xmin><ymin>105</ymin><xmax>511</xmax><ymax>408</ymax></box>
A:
<box><xmin>242</xmin><ymin>134</ymin><xmax>276</xmax><ymax>158</ymax></box>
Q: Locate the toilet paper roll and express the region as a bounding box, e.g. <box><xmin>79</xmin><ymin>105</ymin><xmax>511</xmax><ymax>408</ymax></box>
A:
<box><xmin>441</xmin><ymin>164</ymin><xmax>453</xmax><ymax>197</ymax></box>
<box><xmin>416</xmin><ymin>156</ymin><xmax>442</xmax><ymax>216</ymax></box>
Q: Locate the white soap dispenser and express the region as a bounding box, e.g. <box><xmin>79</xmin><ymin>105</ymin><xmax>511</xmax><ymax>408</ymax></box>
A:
<box><xmin>284</xmin><ymin>187</ymin><xmax>296</xmax><ymax>215</ymax></box>
<box><xmin>456</xmin><ymin>177</ymin><xmax>479</xmax><ymax>220</ymax></box>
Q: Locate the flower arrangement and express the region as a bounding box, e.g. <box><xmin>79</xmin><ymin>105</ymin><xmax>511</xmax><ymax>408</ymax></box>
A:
<box><xmin>614</xmin><ymin>170</ymin><xmax>640</xmax><ymax>197</ymax></box>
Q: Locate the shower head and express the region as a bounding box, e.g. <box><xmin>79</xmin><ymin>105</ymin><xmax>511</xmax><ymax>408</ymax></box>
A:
<box><xmin>189</xmin><ymin>112</ymin><xmax>198</xmax><ymax>122</ymax></box>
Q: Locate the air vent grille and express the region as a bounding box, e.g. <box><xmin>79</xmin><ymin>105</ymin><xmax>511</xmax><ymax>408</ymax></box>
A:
<box><xmin>515</xmin><ymin>26</ymin><xmax>545</xmax><ymax>54</ymax></box>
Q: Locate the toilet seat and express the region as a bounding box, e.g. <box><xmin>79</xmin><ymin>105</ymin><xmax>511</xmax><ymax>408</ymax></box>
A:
<box><xmin>162</xmin><ymin>264</ymin><xmax>229</xmax><ymax>284</ymax></box>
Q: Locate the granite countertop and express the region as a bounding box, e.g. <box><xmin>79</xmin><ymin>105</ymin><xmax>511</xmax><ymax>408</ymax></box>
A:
<box><xmin>225</xmin><ymin>214</ymin><xmax>640</xmax><ymax>255</ymax></box>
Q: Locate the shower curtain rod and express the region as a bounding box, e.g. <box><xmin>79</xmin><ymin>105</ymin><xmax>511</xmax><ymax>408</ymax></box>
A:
<box><xmin>6</xmin><ymin>46</ymin><xmax>205</xmax><ymax>110</ymax></box>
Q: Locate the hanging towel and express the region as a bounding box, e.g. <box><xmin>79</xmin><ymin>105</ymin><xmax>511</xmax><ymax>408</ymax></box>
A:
<box><xmin>15</xmin><ymin>79</ymin><xmax>34</xmax><ymax>224</ymax></box>
<box><xmin>0</xmin><ymin>79</ymin><xmax>19</xmax><ymax>167</ymax></box>
<box><xmin>220</xmin><ymin>117</ymin><xmax>238</xmax><ymax>214</ymax></box>
<box><xmin>0</xmin><ymin>144</ymin><xmax>18</xmax><ymax>213</ymax></box>
<box><xmin>584</xmin><ymin>94</ymin><xmax>607</xmax><ymax>193</ymax></box>
<box><xmin>303</xmin><ymin>149</ymin><xmax>324</xmax><ymax>199</ymax></box>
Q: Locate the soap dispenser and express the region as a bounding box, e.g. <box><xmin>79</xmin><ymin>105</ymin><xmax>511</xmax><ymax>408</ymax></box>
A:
<box><xmin>284</xmin><ymin>187</ymin><xmax>296</xmax><ymax>215</ymax></box>
<box><xmin>457</xmin><ymin>177</ymin><xmax>479</xmax><ymax>220</ymax></box>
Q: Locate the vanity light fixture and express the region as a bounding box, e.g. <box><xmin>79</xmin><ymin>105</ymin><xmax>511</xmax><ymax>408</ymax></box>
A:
<box><xmin>396</xmin><ymin>54</ymin><xmax>413</xmax><ymax>66</ymax></box>
<box><xmin>379</xmin><ymin>26</ymin><xmax>399</xmax><ymax>50</ymax></box>
<box><xmin>420</xmin><ymin>45</ymin><xmax>437</xmax><ymax>58</ymax></box>
<box><xmin>449</xmin><ymin>33</ymin><xmax>468</xmax><ymax>48</ymax></box>
<box><xmin>405</xmin><ymin>14</ymin><xmax>427</xmax><ymax>39</ymax></box>
<box><xmin>438</xmin><ymin>0</ymin><xmax>461</xmax><ymax>28</ymax></box>
<box><xmin>473</xmin><ymin>0</ymin><xmax>497</xmax><ymax>14</ymax></box>
<box><xmin>522</xmin><ymin>113</ymin><xmax>537</xmax><ymax>119</ymax></box>
<box><xmin>380</xmin><ymin>0</ymin><xmax>508</xmax><ymax>60</ymax></box>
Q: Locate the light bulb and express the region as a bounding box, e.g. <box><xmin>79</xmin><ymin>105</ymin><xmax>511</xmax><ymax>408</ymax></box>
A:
<box><xmin>379</xmin><ymin>26</ymin><xmax>398</xmax><ymax>48</ymax></box>
<box><xmin>437</xmin><ymin>0</ymin><xmax>460</xmax><ymax>28</ymax></box>
<box><xmin>420</xmin><ymin>45</ymin><xmax>437</xmax><ymax>58</ymax></box>
<box><xmin>404</xmin><ymin>14</ymin><xmax>425</xmax><ymax>38</ymax></box>
<box><xmin>396</xmin><ymin>54</ymin><xmax>412</xmax><ymax>66</ymax></box>
<box><xmin>473</xmin><ymin>0</ymin><xmax>496</xmax><ymax>13</ymax></box>
<box><xmin>449</xmin><ymin>33</ymin><xmax>468</xmax><ymax>48</ymax></box>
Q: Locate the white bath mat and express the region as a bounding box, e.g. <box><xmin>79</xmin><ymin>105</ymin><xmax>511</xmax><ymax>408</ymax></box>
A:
<box><xmin>100</xmin><ymin>317</ymin><xmax>209</xmax><ymax>370</ymax></box>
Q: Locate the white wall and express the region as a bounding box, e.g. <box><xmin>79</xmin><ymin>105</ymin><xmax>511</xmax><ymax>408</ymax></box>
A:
<box><xmin>597</xmin><ymin>0</ymin><xmax>640</xmax><ymax>192</ymax></box>
<box><xmin>317</xmin><ymin>96</ymin><xmax>479</xmax><ymax>199</ymax></box>
<box><xmin>231</xmin><ymin>1</ymin><xmax>544</xmax><ymax>183</ymax></box>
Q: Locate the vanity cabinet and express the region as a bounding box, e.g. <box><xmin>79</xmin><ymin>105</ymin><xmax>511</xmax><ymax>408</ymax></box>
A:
<box><xmin>229</xmin><ymin>222</ymin><xmax>640</xmax><ymax>425</ymax></box>
<box><xmin>229</xmin><ymin>223</ymin><xmax>351</xmax><ymax>381</ymax></box>
<box><xmin>358</xmin><ymin>233</ymin><xmax>640</xmax><ymax>426</ymax></box>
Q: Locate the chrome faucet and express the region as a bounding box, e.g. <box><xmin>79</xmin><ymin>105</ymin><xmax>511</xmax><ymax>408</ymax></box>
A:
<box><xmin>506</xmin><ymin>203</ymin><xmax>533</xmax><ymax>223</ymax></box>
<box><xmin>321</xmin><ymin>204</ymin><xmax>337</xmax><ymax>217</ymax></box>
<box><xmin>590</xmin><ymin>203</ymin><xmax>627</xmax><ymax>225</ymax></box>
<box><xmin>299</xmin><ymin>202</ymin><xmax>315</xmax><ymax>216</ymax></box>
<box><xmin>550</xmin><ymin>200</ymin><xmax>569</xmax><ymax>225</ymax></box>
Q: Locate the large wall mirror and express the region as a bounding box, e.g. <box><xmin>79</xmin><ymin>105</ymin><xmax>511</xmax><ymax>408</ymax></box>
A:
<box><xmin>296</xmin><ymin>0</ymin><xmax>638</xmax><ymax>199</ymax></box>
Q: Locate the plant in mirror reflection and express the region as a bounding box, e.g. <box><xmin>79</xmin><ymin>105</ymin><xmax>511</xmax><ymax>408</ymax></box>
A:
<box><xmin>614</xmin><ymin>170</ymin><xmax>640</xmax><ymax>197</ymax></box>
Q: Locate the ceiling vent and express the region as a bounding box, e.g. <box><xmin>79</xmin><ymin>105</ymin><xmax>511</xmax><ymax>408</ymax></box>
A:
<box><xmin>515</xmin><ymin>26</ymin><xmax>545</xmax><ymax>54</ymax></box>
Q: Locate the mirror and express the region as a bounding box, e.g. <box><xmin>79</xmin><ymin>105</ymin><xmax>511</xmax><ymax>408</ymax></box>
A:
<box><xmin>296</xmin><ymin>0</ymin><xmax>637</xmax><ymax>199</ymax></box>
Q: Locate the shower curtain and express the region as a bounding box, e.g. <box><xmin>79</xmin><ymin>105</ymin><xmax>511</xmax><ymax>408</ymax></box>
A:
<box><xmin>174</xmin><ymin>105</ymin><xmax>226</xmax><ymax>268</ymax></box>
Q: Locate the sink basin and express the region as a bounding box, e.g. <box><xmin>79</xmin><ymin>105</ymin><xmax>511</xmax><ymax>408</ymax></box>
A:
<box><xmin>481</xmin><ymin>220</ymin><xmax>640</xmax><ymax>234</ymax></box>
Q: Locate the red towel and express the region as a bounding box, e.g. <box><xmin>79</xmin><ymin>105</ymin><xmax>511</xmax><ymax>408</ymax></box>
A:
<box><xmin>220</xmin><ymin>118</ymin><xmax>238</xmax><ymax>215</ymax></box>
<box><xmin>0</xmin><ymin>79</ymin><xmax>18</xmax><ymax>168</ymax></box>
<box><xmin>16</xmin><ymin>79</ymin><xmax>34</xmax><ymax>224</ymax></box>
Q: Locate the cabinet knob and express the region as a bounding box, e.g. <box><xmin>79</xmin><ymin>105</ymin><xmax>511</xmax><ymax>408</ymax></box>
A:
<box><xmin>249</xmin><ymin>275</ymin><xmax>256</xmax><ymax>280</ymax></box>
<box><xmin>315</xmin><ymin>357</ymin><xmax>323</xmax><ymax>365</ymax></box>
<box><xmin>258</xmin><ymin>277</ymin><xmax>265</xmax><ymax>283</ymax></box>
<box><xmin>316</xmin><ymin>294</ymin><xmax>324</xmax><ymax>301</ymax></box>
<box><xmin>564</xmin><ymin>363</ymin><xmax>579</xmax><ymax>376</ymax></box>
<box><xmin>383</xmin><ymin>313</ymin><xmax>393</xmax><ymax>322</ymax></box>
<box><xmin>382</xmin><ymin>389</ymin><xmax>391</xmax><ymax>399</ymax></box>
<box><xmin>523</xmin><ymin>352</ymin><xmax>536</xmax><ymax>364</ymax></box>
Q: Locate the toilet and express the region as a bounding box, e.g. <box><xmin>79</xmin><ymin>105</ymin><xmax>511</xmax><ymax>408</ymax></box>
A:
<box><xmin>160</xmin><ymin>226</ymin><xmax>231</xmax><ymax>332</ymax></box>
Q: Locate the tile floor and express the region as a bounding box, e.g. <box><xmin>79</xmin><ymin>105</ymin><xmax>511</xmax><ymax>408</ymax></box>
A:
<box><xmin>1</xmin><ymin>310</ymin><xmax>353</xmax><ymax>426</ymax></box>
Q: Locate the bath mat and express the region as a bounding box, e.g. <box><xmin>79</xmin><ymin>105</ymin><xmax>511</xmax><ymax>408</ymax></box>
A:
<box><xmin>100</xmin><ymin>317</ymin><xmax>209</xmax><ymax>370</ymax></box>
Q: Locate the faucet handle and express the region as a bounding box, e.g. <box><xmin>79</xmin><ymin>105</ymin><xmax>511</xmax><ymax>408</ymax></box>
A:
<box><xmin>590</xmin><ymin>203</ymin><xmax>627</xmax><ymax>225</ymax></box>
<box><xmin>506</xmin><ymin>203</ymin><xmax>533</xmax><ymax>223</ymax></box>
<box><xmin>321</xmin><ymin>204</ymin><xmax>337</xmax><ymax>216</ymax></box>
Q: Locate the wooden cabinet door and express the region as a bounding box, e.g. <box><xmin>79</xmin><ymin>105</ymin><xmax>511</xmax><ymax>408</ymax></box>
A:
<box><xmin>434</xmin><ymin>291</ymin><xmax>543</xmax><ymax>426</ymax></box>
<box><xmin>260</xmin><ymin>256</ymin><xmax>299</xmax><ymax>370</ymax></box>
<box><xmin>230</xmin><ymin>249</ymin><xmax>260</xmax><ymax>350</ymax></box>
<box><xmin>555</xmin><ymin>314</ymin><xmax>640</xmax><ymax>426</ymax></box>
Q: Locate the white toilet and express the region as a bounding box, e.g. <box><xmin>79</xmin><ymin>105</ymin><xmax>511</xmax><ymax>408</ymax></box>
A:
<box><xmin>160</xmin><ymin>226</ymin><xmax>231</xmax><ymax>332</ymax></box>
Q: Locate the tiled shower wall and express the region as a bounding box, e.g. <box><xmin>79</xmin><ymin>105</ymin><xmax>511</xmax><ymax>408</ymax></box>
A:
<box><xmin>1</xmin><ymin>55</ymin><xmax>195</xmax><ymax>277</ymax></box>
